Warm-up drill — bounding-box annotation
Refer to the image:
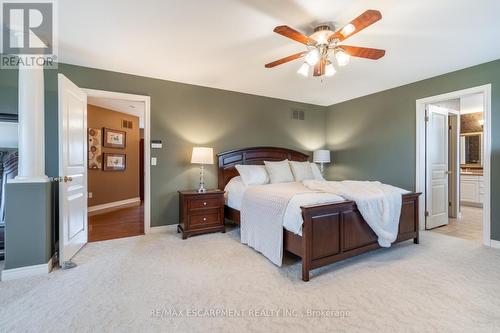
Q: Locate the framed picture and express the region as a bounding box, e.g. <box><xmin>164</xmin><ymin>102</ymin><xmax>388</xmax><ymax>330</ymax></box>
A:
<box><xmin>103</xmin><ymin>153</ymin><xmax>126</xmax><ymax>171</ymax></box>
<box><xmin>88</xmin><ymin>128</ymin><xmax>102</xmax><ymax>169</ymax></box>
<box><xmin>103</xmin><ymin>128</ymin><xmax>126</xmax><ymax>148</ymax></box>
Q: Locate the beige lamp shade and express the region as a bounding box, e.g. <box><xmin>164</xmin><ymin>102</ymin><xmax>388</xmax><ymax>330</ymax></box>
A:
<box><xmin>191</xmin><ymin>147</ymin><xmax>214</xmax><ymax>165</ymax></box>
<box><xmin>313</xmin><ymin>150</ymin><xmax>331</xmax><ymax>163</ymax></box>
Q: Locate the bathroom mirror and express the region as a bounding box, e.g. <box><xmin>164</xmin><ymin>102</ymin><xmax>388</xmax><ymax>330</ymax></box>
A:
<box><xmin>460</xmin><ymin>132</ymin><xmax>483</xmax><ymax>167</ymax></box>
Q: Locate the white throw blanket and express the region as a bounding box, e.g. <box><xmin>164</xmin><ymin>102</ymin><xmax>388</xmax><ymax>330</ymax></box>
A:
<box><xmin>240</xmin><ymin>183</ymin><xmax>313</xmax><ymax>266</ymax></box>
<box><xmin>303</xmin><ymin>180</ymin><xmax>410</xmax><ymax>247</ymax></box>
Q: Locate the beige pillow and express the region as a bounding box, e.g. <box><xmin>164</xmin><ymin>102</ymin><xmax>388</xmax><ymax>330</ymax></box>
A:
<box><xmin>264</xmin><ymin>160</ymin><xmax>294</xmax><ymax>183</ymax></box>
<box><xmin>289</xmin><ymin>161</ymin><xmax>314</xmax><ymax>181</ymax></box>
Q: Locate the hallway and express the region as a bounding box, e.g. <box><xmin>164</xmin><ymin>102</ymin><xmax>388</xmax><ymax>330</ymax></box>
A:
<box><xmin>88</xmin><ymin>203</ymin><xmax>144</xmax><ymax>242</ymax></box>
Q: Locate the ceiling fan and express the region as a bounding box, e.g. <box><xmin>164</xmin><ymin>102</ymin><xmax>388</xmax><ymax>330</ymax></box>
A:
<box><xmin>265</xmin><ymin>10</ymin><xmax>385</xmax><ymax>78</ymax></box>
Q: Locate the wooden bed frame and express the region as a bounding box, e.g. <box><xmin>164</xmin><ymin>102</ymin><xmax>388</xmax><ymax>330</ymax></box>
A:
<box><xmin>217</xmin><ymin>147</ymin><xmax>420</xmax><ymax>281</ymax></box>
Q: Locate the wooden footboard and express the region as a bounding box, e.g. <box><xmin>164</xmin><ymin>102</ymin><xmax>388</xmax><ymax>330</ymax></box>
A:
<box><xmin>287</xmin><ymin>193</ymin><xmax>420</xmax><ymax>281</ymax></box>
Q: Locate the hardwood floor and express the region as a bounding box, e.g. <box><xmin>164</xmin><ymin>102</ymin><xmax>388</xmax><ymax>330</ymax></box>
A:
<box><xmin>88</xmin><ymin>203</ymin><xmax>144</xmax><ymax>242</ymax></box>
<box><xmin>431</xmin><ymin>206</ymin><xmax>483</xmax><ymax>242</ymax></box>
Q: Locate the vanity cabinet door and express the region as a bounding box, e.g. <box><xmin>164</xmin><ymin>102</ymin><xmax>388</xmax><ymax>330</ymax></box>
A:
<box><xmin>460</xmin><ymin>176</ymin><xmax>479</xmax><ymax>203</ymax></box>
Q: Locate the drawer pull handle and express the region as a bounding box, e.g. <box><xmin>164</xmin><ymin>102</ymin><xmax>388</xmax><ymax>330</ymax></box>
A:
<box><xmin>203</xmin><ymin>202</ymin><xmax>207</xmax><ymax>206</ymax></box>
<box><xmin>203</xmin><ymin>217</ymin><xmax>207</xmax><ymax>221</ymax></box>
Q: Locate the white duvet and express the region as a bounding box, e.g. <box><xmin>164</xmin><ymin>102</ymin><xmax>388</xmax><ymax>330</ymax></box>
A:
<box><xmin>303</xmin><ymin>180</ymin><xmax>410</xmax><ymax>247</ymax></box>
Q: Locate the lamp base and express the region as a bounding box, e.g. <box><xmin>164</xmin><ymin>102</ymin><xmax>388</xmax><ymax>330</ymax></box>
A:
<box><xmin>197</xmin><ymin>186</ymin><xmax>207</xmax><ymax>193</ymax></box>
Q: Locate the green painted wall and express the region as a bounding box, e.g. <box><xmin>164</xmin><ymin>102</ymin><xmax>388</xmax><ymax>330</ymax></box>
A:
<box><xmin>4</xmin><ymin>182</ymin><xmax>53</xmax><ymax>269</ymax></box>
<box><xmin>0</xmin><ymin>64</ymin><xmax>327</xmax><ymax>227</ymax></box>
<box><xmin>326</xmin><ymin>59</ymin><xmax>500</xmax><ymax>241</ymax></box>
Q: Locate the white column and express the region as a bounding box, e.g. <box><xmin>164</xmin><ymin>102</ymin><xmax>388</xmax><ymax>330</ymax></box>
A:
<box><xmin>12</xmin><ymin>62</ymin><xmax>49</xmax><ymax>183</ymax></box>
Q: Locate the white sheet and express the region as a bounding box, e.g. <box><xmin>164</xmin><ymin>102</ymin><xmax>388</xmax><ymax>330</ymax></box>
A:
<box><xmin>224</xmin><ymin>176</ymin><xmax>247</xmax><ymax>210</ymax></box>
<box><xmin>303</xmin><ymin>180</ymin><xmax>410</xmax><ymax>247</ymax></box>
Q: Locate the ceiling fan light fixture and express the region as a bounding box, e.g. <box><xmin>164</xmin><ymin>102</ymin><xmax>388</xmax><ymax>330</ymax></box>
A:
<box><xmin>305</xmin><ymin>49</ymin><xmax>320</xmax><ymax>66</ymax></box>
<box><xmin>335</xmin><ymin>50</ymin><xmax>350</xmax><ymax>66</ymax></box>
<box><xmin>340</xmin><ymin>23</ymin><xmax>356</xmax><ymax>36</ymax></box>
<box><xmin>297</xmin><ymin>63</ymin><xmax>310</xmax><ymax>77</ymax></box>
<box><xmin>325</xmin><ymin>63</ymin><xmax>336</xmax><ymax>77</ymax></box>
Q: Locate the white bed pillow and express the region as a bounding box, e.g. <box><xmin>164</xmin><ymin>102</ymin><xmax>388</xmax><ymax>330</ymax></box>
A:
<box><xmin>310</xmin><ymin>163</ymin><xmax>325</xmax><ymax>181</ymax></box>
<box><xmin>235</xmin><ymin>165</ymin><xmax>269</xmax><ymax>185</ymax></box>
<box><xmin>289</xmin><ymin>161</ymin><xmax>314</xmax><ymax>181</ymax></box>
<box><xmin>264</xmin><ymin>160</ymin><xmax>294</xmax><ymax>183</ymax></box>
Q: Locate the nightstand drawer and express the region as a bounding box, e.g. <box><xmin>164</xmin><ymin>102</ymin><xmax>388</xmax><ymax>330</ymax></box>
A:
<box><xmin>189</xmin><ymin>197</ymin><xmax>221</xmax><ymax>210</ymax></box>
<box><xmin>189</xmin><ymin>210</ymin><xmax>222</xmax><ymax>227</ymax></box>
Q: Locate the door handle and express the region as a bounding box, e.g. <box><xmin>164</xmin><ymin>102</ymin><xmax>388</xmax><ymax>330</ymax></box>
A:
<box><xmin>64</xmin><ymin>176</ymin><xmax>73</xmax><ymax>183</ymax></box>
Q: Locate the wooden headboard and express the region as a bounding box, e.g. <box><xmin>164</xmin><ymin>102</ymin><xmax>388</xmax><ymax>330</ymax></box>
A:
<box><xmin>217</xmin><ymin>147</ymin><xmax>309</xmax><ymax>190</ymax></box>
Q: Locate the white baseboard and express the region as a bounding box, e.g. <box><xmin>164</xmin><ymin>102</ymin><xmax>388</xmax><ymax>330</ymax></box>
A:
<box><xmin>490</xmin><ymin>239</ymin><xmax>500</xmax><ymax>249</ymax></box>
<box><xmin>1</xmin><ymin>258</ymin><xmax>53</xmax><ymax>281</ymax></box>
<box><xmin>88</xmin><ymin>197</ymin><xmax>141</xmax><ymax>213</ymax></box>
<box><xmin>149</xmin><ymin>225</ymin><xmax>177</xmax><ymax>234</ymax></box>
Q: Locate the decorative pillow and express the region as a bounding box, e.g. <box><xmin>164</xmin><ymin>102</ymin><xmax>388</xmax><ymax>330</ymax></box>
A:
<box><xmin>289</xmin><ymin>161</ymin><xmax>314</xmax><ymax>181</ymax></box>
<box><xmin>310</xmin><ymin>163</ymin><xmax>325</xmax><ymax>181</ymax></box>
<box><xmin>235</xmin><ymin>165</ymin><xmax>269</xmax><ymax>185</ymax></box>
<box><xmin>264</xmin><ymin>160</ymin><xmax>294</xmax><ymax>183</ymax></box>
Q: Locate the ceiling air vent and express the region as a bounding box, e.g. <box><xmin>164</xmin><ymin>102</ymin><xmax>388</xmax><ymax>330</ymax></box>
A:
<box><xmin>291</xmin><ymin>109</ymin><xmax>305</xmax><ymax>121</ymax></box>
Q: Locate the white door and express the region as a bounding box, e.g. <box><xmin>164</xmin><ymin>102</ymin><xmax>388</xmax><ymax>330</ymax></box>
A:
<box><xmin>58</xmin><ymin>74</ymin><xmax>88</xmax><ymax>264</ymax></box>
<box><xmin>426</xmin><ymin>105</ymin><xmax>449</xmax><ymax>229</ymax></box>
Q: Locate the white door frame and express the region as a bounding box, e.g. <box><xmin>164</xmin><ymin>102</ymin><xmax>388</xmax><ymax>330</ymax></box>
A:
<box><xmin>82</xmin><ymin>88</ymin><xmax>152</xmax><ymax>234</ymax></box>
<box><xmin>416</xmin><ymin>84</ymin><xmax>492</xmax><ymax>246</ymax></box>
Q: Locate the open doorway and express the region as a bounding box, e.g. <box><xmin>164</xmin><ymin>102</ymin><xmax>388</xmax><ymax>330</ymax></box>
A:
<box><xmin>85</xmin><ymin>93</ymin><xmax>148</xmax><ymax>242</ymax></box>
<box><xmin>416</xmin><ymin>85</ymin><xmax>491</xmax><ymax>246</ymax></box>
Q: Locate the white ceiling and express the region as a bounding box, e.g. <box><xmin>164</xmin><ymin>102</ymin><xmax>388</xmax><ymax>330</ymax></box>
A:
<box><xmin>87</xmin><ymin>97</ymin><xmax>145</xmax><ymax>128</ymax></box>
<box><xmin>59</xmin><ymin>0</ymin><xmax>500</xmax><ymax>106</ymax></box>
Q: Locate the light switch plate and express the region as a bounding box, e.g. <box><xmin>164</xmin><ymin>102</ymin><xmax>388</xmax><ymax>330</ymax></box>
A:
<box><xmin>151</xmin><ymin>157</ymin><xmax>157</xmax><ymax>166</ymax></box>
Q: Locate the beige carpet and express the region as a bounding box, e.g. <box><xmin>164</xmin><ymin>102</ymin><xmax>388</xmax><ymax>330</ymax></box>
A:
<box><xmin>1</xmin><ymin>226</ymin><xmax>500</xmax><ymax>332</ymax></box>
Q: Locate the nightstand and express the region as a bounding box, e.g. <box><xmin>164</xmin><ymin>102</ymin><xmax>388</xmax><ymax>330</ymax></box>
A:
<box><xmin>178</xmin><ymin>190</ymin><xmax>225</xmax><ymax>239</ymax></box>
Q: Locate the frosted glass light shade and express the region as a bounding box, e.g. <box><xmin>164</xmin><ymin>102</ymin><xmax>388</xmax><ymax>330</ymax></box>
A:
<box><xmin>297</xmin><ymin>63</ymin><xmax>309</xmax><ymax>77</ymax></box>
<box><xmin>313</xmin><ymin>150</ymin><xmax>331</xmax><ymax>163</ymax></box>
<box><xmin>191</xmin><ymin>147</ymin><xmax>214</xmax><ymax>164</ymax></box>
<box><xmin>335</xmin><ymin>50</ymin><xmax>350</xmax><ymax>66</ymax></box>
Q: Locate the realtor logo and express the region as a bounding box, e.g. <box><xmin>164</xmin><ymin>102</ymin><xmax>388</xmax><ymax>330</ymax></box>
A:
<box><xmin>1</xmin><ymin>0</ymin><xmax>57</xmax><ymax>68</ymax></box>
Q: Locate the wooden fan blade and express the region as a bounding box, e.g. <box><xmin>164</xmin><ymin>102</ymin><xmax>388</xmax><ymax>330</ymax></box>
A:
<box><xmin>265</xmin><ymin>51</ymin><xmax>307</xmax><ymax>68</ymax></box>
<box><xmin>313</xmin><ymin>58</ymin><xmax>327</xmax><ymax>76</ymax></box>
<box><xmin>339</xmin><ymin>45</ymin><xmax>385</xmax><ymax>60</ymax></box>
<box><xmin>274</xmin><ymin>25</ymin><xmax>317</xmax><ymax>46</ymax></box>
<box><xmin>328</xmin><ymin>10</ymin><xmax>382</xmax><ymax>42</ymax></box>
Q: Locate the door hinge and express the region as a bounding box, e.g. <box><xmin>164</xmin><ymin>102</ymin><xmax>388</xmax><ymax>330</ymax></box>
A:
<box><xmin>425</xmin><ymin>211</ymin><xmax>429</xmax><ymax>217</ymax></box>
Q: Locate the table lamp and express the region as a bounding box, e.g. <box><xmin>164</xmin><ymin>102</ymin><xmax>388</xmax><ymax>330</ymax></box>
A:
<box><xmin>191</xmin><ymin>147</ymin><xmax>214</xmax><ymax>193</ymax></box>
<box><xmin>313</xmin><ymin>150</ymin><xmax>331</xmax><ymax>175</ymax></box>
